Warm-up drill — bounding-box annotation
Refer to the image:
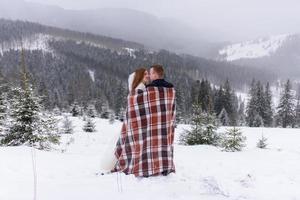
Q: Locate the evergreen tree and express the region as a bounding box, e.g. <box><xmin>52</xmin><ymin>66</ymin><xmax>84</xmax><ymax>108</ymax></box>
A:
<box><xmin>175</xmin><ymin>87</ymin><xmax>185</xmax><ymax>124</ymax></box>
<box><xmin>257</xmin><ymin>134</ymin><xmax>268</xmax><ymax>149</ymax></box>
<box><xmin>218</xmin><ymin>108</ymin><xmax>229</xmax><ymax>126</ymax></box>
<box><xmin>213</xmin><ymin>80</ymin><xmax>238</xmax><ymax>126</ymax></box>
<box><xmin>114</xmin><ymin>82</ymin><xmax>126</xmax><ymax>117</ymax></box>
<box><xmin>263</xmin><ymin>82</ymin><xmax>273</xmax><ymax>126</ymax></box>
<box><xmin>62</xmin><ymin>115</ymin><xmax>74</xmax><ymax>134</ymax></box>
<box><xmin>0</xmin><ymin>72</ymin><xmax>8</xmax><ymax>130</ymax></box>
<box><xmin>246</xmin><ymin>79</ymin><xmax>257</xmax><ymax>127</ymax></box>
<box><xmin>246</xmin><ymin>80</ymin><xmax>273</xmax><ymax>127</ymax></box>
<box><xmin>71</xmin><ymin>101</ymin><xmax>80</xmax><ymax>117</ymax></box>
<box><xmin>52</xmin><ymin>105</ymin><xmax>61</xmax><ymax>116</ymax></box>
<box><xmin>117</xmin><ymin>107</ymin><xmax>125</xmax><ymax>122</ymax></box>
<box><xmin>37</xmin><ymin>112</ymin><xmax>60</xmax><ymax>149</ymax></box>
<box><xmin>109</xmin><ymin>112</ymin><xmax>115</xmax><ymax>124</ymax></box>
<box><xmin>83</xmin><ymin>117</ymin><xmax>96</xmax><ymax>132</ymax></box>
<box><xmin>86</xmin><ymin>103</ymin><xmax>97</xmax><ymax>118</ymax></box>
<box><xmin>277</xmin><ymin>80</ymin><xmax>295</xmax><ymax>128</ymax></box>
<box><xmin>255</xmin><ymin>81</ymin><xmax>266</xmax><ymax>124</ymax></box>
<box><xmin>180</xmin><ymin>102</ymin><xmax>219</xmax><ymax>145</ymax></box>
<box><xmin>191</xmin><ymin>80</ymin><xmax>200</xmax><ymax>105</ymax></box>
<box><xmin>223</xmin><ymin>79</ymin><xmax>237</xmax><ymax>125</ymax></box>
<box><xmin>0</xmin><ymin>90</ymin><xmax>7</xmax><ymax>127</ymax></box>
<box><xmin>1</xmin><ymin>49</ymin><xmax>59</xmax><ymax>148</ymax></box>
<box><xmin>238</xmin><ymin>100</ymin><xmax>246</xmax><ymax>126</ymax></box>
<box><xmin>253</xmin><ymin>114</ymin><xmax>264</xmax><ymax>127</ymax></box>
<box><xmin>214</xmin><ymin>85</ymin><xmax>225</xmax><ymax>115</ymax></box>
<box><xmin>295</xmin><ymin>97</ymin><xmax>300</xmax><ymax>128</ymax></box>
<box><xmin>198</xmin><ymin>79</ymin><xmax>212</xmax><ymax>112</ymax></box>
<box><xmin>221</xmin><ymin>126</ymin><xmax>246</xmax><ymax>152</ymax></box>
<box><xmin>100</xmin><ymin>102</ymin><xmax>110</xmax><ymax>119</ymax></box>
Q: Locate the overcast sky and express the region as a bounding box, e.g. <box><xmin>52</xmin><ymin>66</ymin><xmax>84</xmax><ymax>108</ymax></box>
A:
<box><xmin>26</xmin><ymin>0</ymin><xmax>300</xmax><ymax>41</ymax></box>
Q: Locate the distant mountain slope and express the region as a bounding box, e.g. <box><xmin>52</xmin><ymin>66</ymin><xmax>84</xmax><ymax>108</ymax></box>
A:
<box><xmin>0</xmin><ymin>18</ymin><xmax>144</xmax><ymax>52</ymax></box>
<box><xmin>0</xmin><ymin>0</ymin><xmax>221</xmax><ymax>57</ymax></box>
<box><xmin>217</xmin><ymin>34</ymin><xmax>300</xmax><ymax>79</ymax></box>
<box><xmin>218</xmin><ymin>34</ymin><xmax>291</xmax><ymax>61</ymax></box>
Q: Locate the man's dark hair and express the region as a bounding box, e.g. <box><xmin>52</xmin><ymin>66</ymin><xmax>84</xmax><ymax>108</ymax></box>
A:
<box><xmin>151</xmin><ymin>64</ymin><xmax>164</xmax><ymax>78</ymax></box>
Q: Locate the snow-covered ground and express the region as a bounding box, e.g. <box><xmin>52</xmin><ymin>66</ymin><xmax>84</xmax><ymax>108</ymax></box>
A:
<box><xmin>1</xmin><ymin>117</ymin><xmax>300</xmax><ymax>200</ymax></box>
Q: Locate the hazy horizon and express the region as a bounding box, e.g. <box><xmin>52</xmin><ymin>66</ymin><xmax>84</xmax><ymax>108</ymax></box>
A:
<box><xmin>24</xmin><ymin>0</ymin><xmax>300</xmax><ymax>42</ymax></box>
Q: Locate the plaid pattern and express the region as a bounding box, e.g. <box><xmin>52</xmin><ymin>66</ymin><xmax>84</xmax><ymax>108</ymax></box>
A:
<box><xmin>113</xmin><ymin>87</ymin><xmax>176</xmax><ymax>177</ymax></box>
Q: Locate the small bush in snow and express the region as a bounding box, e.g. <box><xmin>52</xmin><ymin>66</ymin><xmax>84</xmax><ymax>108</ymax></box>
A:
<box><xmin>221</xmin><ymin>127</ymin><xmax>246</xmax><ymax>152</ymax></box>
<box><xmin>180</xmin><ymin>103</ymin><xmax>220</xmax><ymax>146</ymax></box>
<box><xmin>70</xmin><ymin>102</ymin><xmax>80</xmax><ymax>117</ymax></box>
<box><xmin>62</xmin><ymin>115</ymin><xmax>74</xmax><ymax>134</ymax></box>
<box><xmin>109</xmin><ymin>112</ymin><xmax>115</xmax><ymax>124</ymax></box>
<box><xmin>83</xmin><ymin>117</ymin><xmax>96</xmax><ymax>132</ymax></box>
<box><xmin>86</xmin><ymin>103</ymin><xmax>97</xmax><ymax>118</ymax></box>
<box><xmin>257</xmin><ymin>134</ymin><xmax>268</xmax><ymax>149</ymax></box>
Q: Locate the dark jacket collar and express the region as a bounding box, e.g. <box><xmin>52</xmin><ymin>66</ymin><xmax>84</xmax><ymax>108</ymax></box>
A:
<box><xmin>147</xmin><ymin>79</ymin><xmax>174</xmax><ymax>88</ymax></box>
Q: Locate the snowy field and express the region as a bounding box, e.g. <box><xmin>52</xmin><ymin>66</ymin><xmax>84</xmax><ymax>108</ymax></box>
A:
<box><xmin>1</xmin><ymin>117</ymin><xmax>300</xmax><ymax>200</ymax></box>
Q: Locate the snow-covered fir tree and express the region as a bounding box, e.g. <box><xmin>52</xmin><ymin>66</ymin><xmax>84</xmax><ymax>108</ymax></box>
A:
<box><xmin>253</xmin><ymin>114</ymin><xmax>264</xmax><ymax>127</ymax></box>
<box><xmin>277</xmin><ymin>80</ymin><xmax>295</xmax><ymax>128</ymax></box>
<box><xmin>213</xmin><ymin>80</ymin><xmax>238</xmax><ymax>126</ymax></box>
<box><xmin>263</xmin><ymin>82</ymin><xmax>273</xmax><ymax>126</ymax></box>
<box><xmin>114</xmin><ymin>81</ymin><xmax>126</xmax><ymax>118</ymax></box>
<box><xmin>0</xmin><ymin>71</ymin><xmax>8</xmax><ymax>130</ymax></box>
<box><xmin>86</xmin><ymin>103</ymin><xmax>97</xmax><ymax>118</ymax></box>
<box><xmin>175</xmin><ymin>87</ymin><xmax>185</xmax><ymax>124</ymax></box>
<box><xmin>223</xmin><ymin>79</ymin><xmax>238</xmax><ymax>126</ymax></box>
<box><xmin>257</xmin><ymin>134</ymin><xmax>268</xmax><ymax>149</ymax></box>
<box><xmin>117</xmin><ymin>107</ymin><xmax>125</xmax><ymax>122</ymax></box>
<box><xmin>100</xmin><ymin>102</ymin><xmax>110</xmax><ymax>119</ymax></box>
<box><xmin>71</xmin><ymin>101</ymin><xmax>80</xmax><ymax>117</ymax></box>
<box><xmin>1</xmin><ymin>49</ymin><xmax>60</xmax><ymax>148</ymax></box>
<box><xmin>109</xmin><ymin>112</ymin><xmax>115</xmax><ymax>124</ymax></box>
<box><xmin>246</xmin><ymin>80</ymin><xmax>273</xmax><ymax>127</ymax></box>
<box><xmin>37</xmin><ymin>112</ymin><xmax>60</xmax><ymax>149</ymax></box>
<box><xmin>295</xmin><ymin>97</ymin><xmax>300</xmax><ymax>128</ymax></box>
<box><xmin>238</xmin><ymin>100</ymin><xmax>246</xmax><ymax>126</ymax></box>
<box><xmin>221</xmin><ymin>126</ymin><xmax>246</xmax><ymax>152</ymax></box>
<box><xmin>83</xmin><ymin>117</ymin><xmax>96</xmax><ymax>132</ymax></box>
<box><xmin>180</xmin><ymin>103</ymin><xmax>219</xmax><ymax>146</ymax></box>
<box><xmin>0</xmin><ymin>90</ymin><xmax>7</xmax><ymax>128</ymax></box>
<box><xmin>52</xmin><ymin>105</ymin><xmax>61</xmax><ymax>116</ymax></box>
<box><xmin>62</xmin><ymin>115</ymin><xmax>74</xmax><ymax>134</ymax></box>
<box><xmin>218</xmin><ymin>108</ymin><xmax>229</xmax><ymax>126</ymax></box>
<box><xmin>246</xmin><ymin>79</ymin><xmax>258</xmax><ymax>127</ymax></box>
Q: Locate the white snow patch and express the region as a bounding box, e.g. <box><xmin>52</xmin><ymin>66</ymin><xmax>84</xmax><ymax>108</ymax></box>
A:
<box><xmin>123</xmin><ymin>47</ymin><xmax>137</xmax><ymax>58</ymax></box>
<box><xmin>85</xmin><ymin>41</ymin><xmax>106</xmax><ymax>49</ymax></box>
<box><xmin>0</xmin><ymin>34</ymin><xmax>54</xmax><ymax>55</ymax></box>
<box><xmin>219</xmin><ymin>34</ymin><xmax>290</xmax><ymax>61</ymax></box>
<box><xmin>88</xmin><ymin>69</ymin><xmax>95</xmax><ymax>82</ymax></box>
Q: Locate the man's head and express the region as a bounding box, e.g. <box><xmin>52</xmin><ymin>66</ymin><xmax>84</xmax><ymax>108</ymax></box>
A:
<box><xmin>149</xmin><ymin>64</ymin><xmax>164</xmax><ymax>81</ymax></box>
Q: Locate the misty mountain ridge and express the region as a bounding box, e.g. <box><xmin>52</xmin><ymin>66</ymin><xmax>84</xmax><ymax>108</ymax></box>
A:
<box><xmin>0</xmin><ymin>0</ymin><xmax>222</xmax><ymax>58</ymax></box>
<box><xmin>0</xmin><ymin>18</ymin><xmax>144</xmax><ymax>54</ymax></box>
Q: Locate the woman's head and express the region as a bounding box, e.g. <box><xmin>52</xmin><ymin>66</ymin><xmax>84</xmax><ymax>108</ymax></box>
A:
<box><xmin>131</xmin><ymin>67</ymin><xmax>149</xmax><ymax>92</ymax></box>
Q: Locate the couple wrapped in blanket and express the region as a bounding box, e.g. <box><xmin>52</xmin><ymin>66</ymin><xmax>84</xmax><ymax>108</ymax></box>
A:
<box><xmin>101</xmin><ymin>65</ymin><xmax>176</xmax><ymax>177</ymax></box>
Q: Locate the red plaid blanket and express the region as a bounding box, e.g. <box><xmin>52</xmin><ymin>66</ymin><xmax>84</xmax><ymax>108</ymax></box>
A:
<box><xmin>113</xmin><ymin>87</ymin><xmax>176</xmax><ymax>177</ymax></box>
